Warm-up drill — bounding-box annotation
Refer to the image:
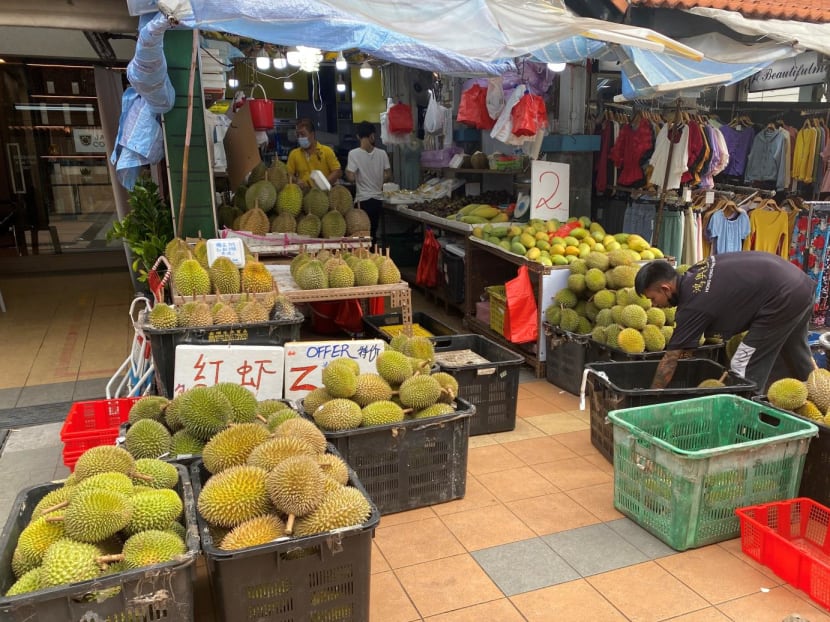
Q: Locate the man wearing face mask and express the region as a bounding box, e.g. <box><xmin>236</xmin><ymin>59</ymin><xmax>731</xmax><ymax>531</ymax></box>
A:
<box><xmin>345</xmin><ymin>121</ymin><xmax>391</xmax><ymax>240</ymax></box>
<box><xmin>286</xmin><ymin>118</ymin><xmax>342</xmax><ymax>190</ymax></box>
<box><xmin>634</xmin><ymin>253</ymin><xmax>815</xmax><ymax>393</ymax></box>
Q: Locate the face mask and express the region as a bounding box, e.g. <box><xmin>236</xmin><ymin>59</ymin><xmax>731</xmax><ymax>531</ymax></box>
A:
<box><xmin>298</xmin><ymin>137</ymin><xmax>310</xmax><ymax>149</ymax></box>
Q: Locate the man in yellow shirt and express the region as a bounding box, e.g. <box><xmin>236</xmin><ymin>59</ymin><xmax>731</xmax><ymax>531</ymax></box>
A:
<box><xmin>286</xmin><ymin>118</ymin><xmax>342</xmax><ymax>189</ymax></box>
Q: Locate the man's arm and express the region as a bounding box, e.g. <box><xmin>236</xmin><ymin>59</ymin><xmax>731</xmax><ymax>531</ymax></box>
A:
<box><xmin>345</xmin><ymin>169</ymin><xmax>356</xmax><ymax>182</ymax></box>
<box><xmin>383</xmin><ymin>167</ymin><xmax>392</xmax><ymax>182</ymax></box>
<box><xmin>651</xmin><ymin>349</ymin><xmax>693</xmax><ymax>389</ymax></box>
<box><xmin>328</xmin><ymin>167</ymin><xmax>343</xmax><ymax>184</ymax></box>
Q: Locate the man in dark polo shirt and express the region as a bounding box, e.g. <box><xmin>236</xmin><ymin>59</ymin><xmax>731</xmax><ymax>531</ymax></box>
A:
<box><xmin>634</xmin><ymin>252</ymin><xmax>816</xmax><ymax>392</ymax></box>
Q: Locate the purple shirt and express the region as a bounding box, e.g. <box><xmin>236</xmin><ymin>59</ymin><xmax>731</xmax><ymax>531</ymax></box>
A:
<box><xmin>719</xmin><ymin>125</ymin><xmax>756</xmax><ymax>177</ymax></box>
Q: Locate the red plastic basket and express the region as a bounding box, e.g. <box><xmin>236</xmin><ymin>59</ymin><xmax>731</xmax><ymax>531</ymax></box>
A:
<box><xmin>737</xmin><ymin>498</ymin><xmax>830</xmax><ymax>610</ymax></box>
<box><xmin>60</xmin><ymin>398</ymin><xmax>139</xmax><ymax>470</ymax></box>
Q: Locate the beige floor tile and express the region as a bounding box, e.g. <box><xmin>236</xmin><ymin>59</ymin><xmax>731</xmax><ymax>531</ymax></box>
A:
<box><xmin>377</xmin><ymin>506</ymin><xmax>436</xmax><ymax>528</ymax></box>
<box><xmin>569</xmin><ymin>408</ymin><xmax>591</xmax><ymax>423</ymax></box>
<box><xmin>506</xmin><ymin>492</ymin><xmax>600</xmax><ymax>536</ymax></box>
<box><xmin>395</xmin><ymin>554</ymin><xmax>503</xmax><ymax>618</ymax></box>
<box><xmin>515</xmin><ymin>395</ymin><xmax>566</xmax><ymax>418</ymax></box>
<box><xmin>521</xmin><ymin>380</ymin><xmax>581</xmax><ymax>408</ymax></box>
<box><xmin>717</xmin><ymin>538</ymin><xmax>786</xmax><ymax>586</ymax></box>
<box><xmin>554</xmin><ymin>429</ymin><xmax>599</xmax><ymax>456</ymax></box>
<box><xmin>660</xmin><ymin>608</ymin><xmax>732</xmax><ymax>621</ymax></box>
<box><xmin>583</xmin><ymin>452</ymin><xmax>615</xmax><ymax>474</ymax></box>
<box><xmin>510</xmin><ymin>579</ymin><xmax>628</xmax><ymax>622</ymax></box>
<box><xmin>587</xmin><ymin>561</ymin><xmax>709</xmax><ymax>622</ymax></box>
<box><xmin>657</xmin><ymin>545</ymin><xmax>775</xmax><ymax>604</ymax></box>
<box><xmin>524</xmin><ymin>411</ymin><xmax>589</xmax><ymax>435</ymax></box>
<box><xmin>567</xmin><ymin>482</ymin><xmax>623</xmax><ymax>522</ymax></box>
<box><xmin>485</xmin><ymin>418</ymin><xmax>545</xmax><ymax>443</ymax></box>
<box><xmin>371</xmin><ymin>541</ymin><xmax>390</xmax><ymax>574</ymax></box>
<box><xmin>477</xmin><ymin>466</ymin><xmax>559</xmax><ymax>503</ymax></box>
<box><xmin>518</xmin><ymin>385</ymin><xmax>538</xmax><ymax>400</ymax></box>
<box><xmin>424</xmin><ymin>598</ymin><xmax>525</xmax><ymax>621</ymax></box>
<box><xmin>466</xmin><ymin>444</ymin><xmax>525</xmax><ymax>476</ymax></box>
<box><xmin>532</xmin><ymin>456</ymin><xmax>612</xmax><ymax>491</ymax></box>
<box><xmin>369</xmin><ymin>571</ymin><xmax>421</xmax><ymax>622</ymax></box>
<box><xmin>375</xmin><ymin>517</ymin><xmax>466</xmax><ymax>569</ymax></box>
<box><xmin>716</xmin><ymin>585</ymin><xmax>830</xmax><ymax>622</ymax></box>
<box><xmin>501</xmin><ymin>436</ymin><xmax>578</xmax><ymax>465</ymax></box>
<box><xmin>431</xmin><ymin>475</ymin><xmax>501</xmax><ymax>516</ymax></box>
<box><xmin>468</xmin><ymin>434</ymin><xmax>499</xmax><ymax>448</ymax></box>
<box><xmin>440</xmin><ymin>503</ymin><xmax>535</xmax><ymax>552</ymax></box>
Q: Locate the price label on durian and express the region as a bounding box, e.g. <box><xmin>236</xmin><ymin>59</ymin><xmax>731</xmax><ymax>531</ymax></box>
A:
<box><xmin>283</xmin><ymin>339</ymin><xmax>385</xmax><ymax>402</ymax></box>
<box><xmin>173</xmin><ymin>344</ymin><xmax>285</xmax><ymax>399</ymax></box>
<box><xmin>530</xmin><ymin>160</ymin><xmax>569</xmax><ymax>221</ymax></box>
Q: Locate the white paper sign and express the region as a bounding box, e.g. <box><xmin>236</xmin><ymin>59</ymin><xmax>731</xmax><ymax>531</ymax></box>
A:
<box><xmin>207</xmin><ymin>238</ymin><xmax>246</xmax><ymax>267</ymax></box>
<box><xmin>530</xmin><ymin>160</ymin><xmax>569</xmax><ymax>221</ymax></box>
<box><xmin>283</xmin><ymin>339</ymin><xmax>385</xmax><ymax>401</ymax></box>
<box><xmin>173</xmin><ymin>344</ymin><xmax>285</xmax><ymax>399</ymax></box>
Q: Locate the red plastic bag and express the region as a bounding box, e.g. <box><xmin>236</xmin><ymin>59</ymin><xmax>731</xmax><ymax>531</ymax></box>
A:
<box><xmin>416</xmin><ymin>228</ymin><xmax>441</xmax><ymax>288</ymax></box>
<box><xmin>511</xmin><ymin>93</ymin><xmax>547</xmax><ymax>137</ymax></box>
<box><xmin>503</xmin><ymin>265</ymin><xmax>538</xmax><ymax>343</ymax></box>
<box><xmin>387</xmin><ymin>102</ymin><xmax>413</xmax><ymax>134</ymax></box>
<box><xmin>456</xmin><ymin>84</ymin><xmax>495</xmax><ymax>130</ymax></box>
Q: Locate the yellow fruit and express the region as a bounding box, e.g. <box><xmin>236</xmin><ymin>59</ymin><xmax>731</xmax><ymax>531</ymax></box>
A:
<box><xmin>564</xmin><ymin>245</ymin><xmax>580</xmax><ymax>256</ymax></box>
<box><xmin>491</xmin><ymin>212</ymin><xmax>509</xmax><ymax>223</ymax></box>
<box><xmin>472</xmin><ymin>227</ymin><xmax>484</xmax><ymax>238</ymax></box>
<box><xmin>535</xmin><ymin>231</ymin><xmax>548</xmax><ymax>241</ymax></box>
<box><xmin>551</xmin><ymin>254</ymin><xmax>568</xmax><ymax>265</ymax></box>
<box><xmin>640</xmin><ymin>250</ymin><xmax>655</xmax><ymax>260</ymax></box>
<box><xmin>594</xmin><ymin>244</ymin><xmax>605</xmax><ymax>252</ymax></box>
<box><xmin>563</xmin><ymin>236</ymin><xmax>579</xmax><ymax>247</ymax></box>
<box><xmin>651</xmin><ymin>247</ymin><xmax>665</xmax><ymax>258</ymax></box>
<box><xmin>551</xmin><ymin>243</ymin><xmax>566</xmax><ymax>255</ymax></box>
<box><xmin>526</xmin><ymin>247</ymin><xmax>541</xmax><ymax>260</ymax></box>
<box><xmin>584</xmin><ymin>237</ymin><xmax>596</xmax><ymax>247</ymax></box>
<box><xmin>536</xmin><ymin>239</ymin><xmax>551</xmax><ymax>251</ymax></box>
<box><xmin>520</xmin><ymin>233</ymin><xmax>536</xmax><ymax>249</ymax></box>
<box><xmin>508</xmin><ymin>225</ymin><xmax>522</xmax><ymax>237</ymax></box>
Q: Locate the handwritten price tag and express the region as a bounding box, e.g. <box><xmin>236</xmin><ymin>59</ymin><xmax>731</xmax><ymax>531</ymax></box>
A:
<box><xmin>530</xmin><ymin>161</ymin><xmax>569</xmax><ymax>221</ymax></box>
<box><xmin>283</xmin><ymin>339</ymin><xmax>385</xmax><ymax>401</ymax></box>
<box><xmin>173</xmin><ymin>344</ymin><xmax>285</xmax><ymax>399</ymax></box>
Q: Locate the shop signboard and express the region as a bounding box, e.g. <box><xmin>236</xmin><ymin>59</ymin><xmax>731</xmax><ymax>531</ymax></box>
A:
<box><xmin>173</xmin><ymin>344</ymin><xmax>285</xmax><ymax>399</ymax></box>
<box><xmin>72</xmin><ymin>128</ymin><xmax>107</xmax><ymax>153</ymax></box>
<box><xmin>530</xmin><ymin>160</ymin><xmax>569</xmax><ymax>221</ymax></box>
<box><xmin>283</xmin><ymin>339</ymin><xmax>385</xmax><ymax>400</ymax></box>
<box><xmin>748</xmin><ymin>51</ymin><xmax>825</xmax><ymax>92</ymax></box>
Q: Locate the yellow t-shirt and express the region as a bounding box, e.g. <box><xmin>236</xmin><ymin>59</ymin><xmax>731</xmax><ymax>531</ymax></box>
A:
<box><xmin>286</xmin><ymin>143</ymin><xmax>340</xmax><ymax>186</ymax></box>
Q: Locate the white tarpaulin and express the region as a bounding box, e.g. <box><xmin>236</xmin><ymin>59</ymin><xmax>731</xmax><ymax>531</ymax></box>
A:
<box><xmin>688</xmin><ymin>7</ymin><xmax>830</xmax><ymax>57</ymax></box>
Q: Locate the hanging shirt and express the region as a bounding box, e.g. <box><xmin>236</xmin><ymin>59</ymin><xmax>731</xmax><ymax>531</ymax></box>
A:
<box><xmin>718</xmin><ymin>125</ymin><xmax>755</xmax><ymax>177</ymax></box>
<box><xmin>668</xmin><ymin>252</ymin><xmax>816</xmax><ymax>349</ymax></box>
<box><xmin>648</xmin><ymin>123</ymin><xmax>689</xmax><ymax>190</ymax></box>
<box><xmin>707</xmin><ymin>209</ymin><xmax>750</xmax><ymax>254</ymax></box>
<box><xmin>609</xmin><ymin>120</ymin><xmax>654</xmax><ymax>187</ymax></box>
<box><xmin>793</xmin><ymin>127</ymin><xmax>818</xmax><ymax>183</ymax></box>
<box><xmin>745</xmin><ymin>128</ymin><xmax>787</xmax><ymax>190</ymax></box>
<box><xmin>681</xmin><ymin>121</ymin><xmax>705</xmax><ymax>186</ymax></box>
<box><xmin>743</xmin><ymin>208</ymin><xmax>791</xmax><ymax>258</ymax></box>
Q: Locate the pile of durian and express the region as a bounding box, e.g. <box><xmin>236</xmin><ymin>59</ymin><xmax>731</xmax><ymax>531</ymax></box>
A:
<box><xmin>302</xmin><ymin>335</ymin><xmax>461</xmax><ymax>430</ymax></box>
<box><xmin>545</xmin><ymin>254</ymin><xmax>690</xmax><ymax>355</ymax></box>
<box><xmin>290</xmin><ymin>247</ymin><xmax>401</xmax><ymax>291</ymax></box>
<box><xmin>146</xmin><ymin>292</ymin><xmax>297</xmax><ymax>330</ymax></box>
<box><xmin>766</xmin><ymin>368</ymin><xmax>830</xmax><ymax>425</ymax></box>
<box><xmin>119</xmin><ymin>385</ymin><xmax>303</xmax><ymax>461</ymax></box>
<box><xmin>4</xmin><ymin>447</ymin><xmax>189</xmax><ymax>598</ymax></box>
<box><xmin>217</xmin><ymin>160</ymin><xmax>370</xmax><ymax>238</ymax></box>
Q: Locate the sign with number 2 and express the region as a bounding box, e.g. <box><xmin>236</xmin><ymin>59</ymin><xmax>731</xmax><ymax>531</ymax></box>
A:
<box><xmin>530</xmin><ymin>161</ymin><xmax>569</xmax><ymax>221</ymax></box>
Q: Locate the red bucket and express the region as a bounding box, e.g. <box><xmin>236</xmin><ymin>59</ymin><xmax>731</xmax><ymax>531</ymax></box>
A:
<box><xmin>248</xmin><ymin>83</ymin><xmax>273</xmax><ymax>131</ymax></box>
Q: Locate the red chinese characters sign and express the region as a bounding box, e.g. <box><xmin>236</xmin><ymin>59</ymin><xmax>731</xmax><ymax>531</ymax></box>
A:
<box><xmin>173</xmin><ymin>345</ymin><xmax>285</xmax><ymax>399</ymax></box>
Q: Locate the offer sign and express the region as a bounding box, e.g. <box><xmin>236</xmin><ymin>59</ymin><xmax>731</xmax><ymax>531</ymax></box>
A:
<box><xmin>283</xmin><ymin>339</ymin><xmax>385</xmax><ymax>401</ymax></box>
<box><xmin>530</xmin><ymin>160</ymin><xmax>569</xmax><ymax>221</ymax></box>
<box><xmin>173</xmin><ymin>344</ymin><xmax>285</xmax><ymax>399</ymax></box>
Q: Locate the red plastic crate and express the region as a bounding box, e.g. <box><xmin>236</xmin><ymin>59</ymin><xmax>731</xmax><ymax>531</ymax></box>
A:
<box><xmin>737</xmin><ymin>498</ymin><xmax>830</xmax><ymax>610</ymax></box>
<box><xmin>60</xmin><ymin>398</ymin><xmax>139</xmax><ymax>470</ymax></box>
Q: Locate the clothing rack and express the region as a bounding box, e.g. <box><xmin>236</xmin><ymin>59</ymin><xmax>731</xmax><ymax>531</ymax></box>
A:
<box><xmin>799</xmin><ymin>201</ymin><xmax>830</xmax><ymax>277</ymax></box>
<box><xmin>713</xmin><ymin>183</ymin><xmax>775</xmax><ymax>198</ymax></box>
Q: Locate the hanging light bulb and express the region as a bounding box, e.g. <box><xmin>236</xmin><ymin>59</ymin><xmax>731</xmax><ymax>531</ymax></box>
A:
<box><xmin>283</xmin><ymin>79</ymin><xmax>294</xmax><ymax>91</ymax></box>
<box><xmin>335</xmin><ymin>51</ymin><xmax>347</xmax><ymax>71</ymax></box>
<box><xmin>256</xmin><ymin>47</ymin><xmax>270</xmax><ymax>70</ymax></box>
<box><xmin>286</xmin><ymin>48</ymin><xmax>301</xmax><ymax>67</ymax></box>
<box><xmin>272</xmin><ymin>48</ymin><xmax>287</xmax><ymax>70</ymax></box>
<box><xmin>359</xmin><ymin>60</ymin><xmax>373</xmax><ymax>79</ymax></box>
<box><xmin>547</xmin><ymin>62</ymin><xmax>567</xmax><ymax>72</ymax></box>
<box><xmin>228</xmin><ymin>76</ymin><xmax>239</xmax><ymax>88</ymax></box>
<box><xmin>336</xmin><ymin>74</ymin><xmax>346</xmax><ymax>93</ymax></box>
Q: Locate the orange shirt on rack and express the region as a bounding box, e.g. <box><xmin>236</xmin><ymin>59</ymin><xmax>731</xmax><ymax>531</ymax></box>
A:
<box><xmin>742</xmin><ymin>209</ymin><xmax>790</xmax><ymax>258</ymax></box>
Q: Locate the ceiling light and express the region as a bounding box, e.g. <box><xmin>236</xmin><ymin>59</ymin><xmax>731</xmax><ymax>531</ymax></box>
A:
<box><xmin>0</xmin><ymin>59</ymin><xmax>6</xmax><ymax>64</ymax></box>
<box><xmin>15</xmin><ymin>104</ymin><xmax>94</xmax><ymax>111</ymax></box>
<box><xmin>283</xmin><ymin>79</ymin><xmax>294</xmax><ymax>91</ymax></box>
<box><xmin>547</xmin><ymin>62</ymin><xmax>567</xmax><ymax>72</ymax></box>
<box><xmin>296</xmin><ymin>46</ymin><xmax>323</xmax><ymax>72</ymax></box>
<box><xmin>336</xmin><ymin>75</ymin><xmax>346</xmax><ymax>93</ymax></box>
<box><xmin>272</xmin><ymin>49</ymin><xmax>287</xmax><ymax>70</ymax></box>
<box><xmin>255</xmin><ymin>47</ymin><xmax>270</xmax><ymax>70</ymax></box>
<box><xmin>228</xmin><ymin>77</ymin><xmax>239</xmax><ymax>88</ymax></box>
<box><xmin>360</xmin><ymin>61</ymin><xmax>373</xmax><ymax>79</ymax></box>
<box><xmin>335</xmin><ymin>51</ymin><xmax>347</xmax><ymax>71</ymax></box>
<box><xmin>286</xmin><ymin>49</ymin><xmax>301</xmax><ymax>67</ymax></box>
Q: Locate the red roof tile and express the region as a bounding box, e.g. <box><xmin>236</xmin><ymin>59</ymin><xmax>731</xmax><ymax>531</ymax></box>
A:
<box><xmin>630</xmin><ymin>0</ymin><xmax>830</xmax><ymax>23</ymax></box>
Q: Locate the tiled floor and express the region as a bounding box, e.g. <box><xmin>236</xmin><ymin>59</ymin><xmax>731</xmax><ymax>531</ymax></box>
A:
<box><xmin>0</xmin><ymin>268</ymin><xmax>827</xmax><ymax>621</ymax></box>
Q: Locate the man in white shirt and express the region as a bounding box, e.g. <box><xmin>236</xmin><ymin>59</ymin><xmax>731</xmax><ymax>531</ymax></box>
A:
<box><xmin>345</xmin><ymin>121</ymin><xmax>391</xmax><ymax>240</ymax></box>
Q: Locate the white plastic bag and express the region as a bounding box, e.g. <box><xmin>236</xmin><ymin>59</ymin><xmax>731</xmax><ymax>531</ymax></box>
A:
<box><xmin>490</xmin><ymin>85</ymin><xmax>526</xmax><ymax>144</ymax></box>
<box><xmin>424</xmin><ymin>90</ymin><xmax>445</xmax><ymax>134</ymax></box>
<box><xmin>486</xmin><ymin>77</ymin><xmax>505</xmax><ymax>119</ymax></box>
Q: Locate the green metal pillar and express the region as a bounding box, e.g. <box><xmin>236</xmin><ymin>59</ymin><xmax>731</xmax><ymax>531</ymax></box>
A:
<box><xmin>162</xmin><ymin>29</ymin><xmax>216</xmax><ymax>238</ymax></box>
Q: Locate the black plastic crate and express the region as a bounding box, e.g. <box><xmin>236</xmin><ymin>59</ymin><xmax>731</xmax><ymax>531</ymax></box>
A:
<box><xmin>143</xmin><ymin>312</ymin><xmax>304</xmax><ymax>398</ymax></box>
<box><xmin>0</xmin><ymin>464</ymin><xmax>199</xmax><ymax>621</ymax></box>
<box><xmin>307</xmin><ymin>399</ymin><xmax>474</xmax><ymax>515</ymax></box>
<box><xmin>586</xmin><ymin>358</ymin><xmax>758</xmax><ymax>463</ymax></box>
<box><xmin>190</xmin><ymin>449</ymin><xmax>379</xmax><ymax>622</ymax></box>
<box><xmin>544</xmin><ymin>323</ymin><xmax>599</xmax><ymax>396</ymax></box>
<box><xmin>431</xmin><ymin>334</ymin><xmax>524</xmax><ymax>435</ymax></box>
<box><xmin>754</xmin><ymin>396</ymin><xmax>830</xmax><ymax>507</ymax></box>
<box><xmin>439</xmin><ymin>244</ymin><xmax>465</xmax><ymax>305</ymax></box>
<box><xmin>383</xmin><ymin>229</ymin><xmax>422</xmax><ymax>268</ymax></box>
<box><xmin>362</xmin><ymin>311</ymin><xmax>455</xmax><ymax>341</ymax></box>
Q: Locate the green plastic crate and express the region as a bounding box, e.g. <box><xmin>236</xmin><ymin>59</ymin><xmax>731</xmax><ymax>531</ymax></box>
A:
<box><xmin>609</xmin><ymin>394</ymin><xmax>818</xmax><ymax>551</ymax></box>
